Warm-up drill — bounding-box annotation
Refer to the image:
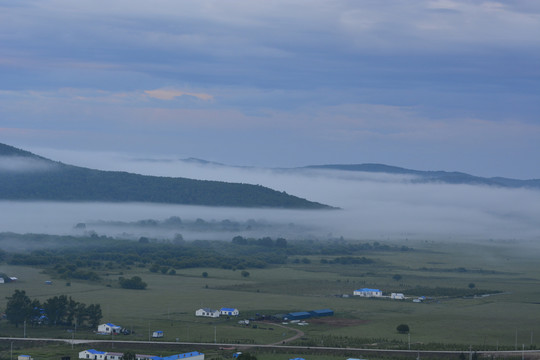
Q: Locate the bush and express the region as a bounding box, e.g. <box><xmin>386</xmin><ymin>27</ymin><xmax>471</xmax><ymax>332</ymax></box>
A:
<box><xmin>397</xmin><ymin>324</ymin><xmax>410</xmax><ymax>333</ymax></box>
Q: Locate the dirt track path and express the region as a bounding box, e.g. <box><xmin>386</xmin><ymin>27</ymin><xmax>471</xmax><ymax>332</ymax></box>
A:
<box><xmin>258</xmin><ymin>322</ymin><xmax>305</xmax><ymax>345</ymax></box>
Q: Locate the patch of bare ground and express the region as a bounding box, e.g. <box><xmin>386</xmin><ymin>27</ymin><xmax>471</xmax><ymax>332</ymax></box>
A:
<box><xmin>308</xmin><ymin>317</ymin><xmax>369</xmax><ymax>327</ymax></box>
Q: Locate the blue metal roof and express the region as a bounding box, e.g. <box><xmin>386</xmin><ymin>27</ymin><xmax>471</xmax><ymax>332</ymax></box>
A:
<box><xmin>310</xmin><ymin>309</ymin><xmax>334</xmax><ymax>316</ymax></box>
<box><xmin>356</xmin><ymin>288</ymin><xmax>380</xmax><ymax>292</ymax></box>
<box><xmin>221</xmin><ymin>307</ymin><xmax>237</xmax><ymax>311</ymax></box>
<box><xmin>105</xmin><ymin>322</ymin><xmax>120</xmax><ymax>327</ymax></box>
<box><xmin>157</xmin><ymin>352</ymin><xmax>204</xmax><ymax>360</ymax></box>
<box><xmin>87</xmin><ymin>350</ymin><xmax>106</xmax><ymax>355</ymax></box>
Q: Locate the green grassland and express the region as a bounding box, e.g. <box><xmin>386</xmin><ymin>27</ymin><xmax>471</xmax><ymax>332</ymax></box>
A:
<box><xmin>2</xmin><ymin>238</ymin><xmax>540</xmax><ymax>354</ymax></box>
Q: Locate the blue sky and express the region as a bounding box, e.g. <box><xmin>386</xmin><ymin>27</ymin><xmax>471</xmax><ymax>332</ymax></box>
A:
<box><xmin>1</xmin><ymin>0</ymin><xmax>539</xmax><ymax>178</ymax></box>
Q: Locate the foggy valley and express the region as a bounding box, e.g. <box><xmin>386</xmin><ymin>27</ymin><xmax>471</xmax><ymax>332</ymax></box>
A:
<box><xmin>1</xmin><ymin>150</ymin><xmax>539</xmax><ymax>242</ymax></box>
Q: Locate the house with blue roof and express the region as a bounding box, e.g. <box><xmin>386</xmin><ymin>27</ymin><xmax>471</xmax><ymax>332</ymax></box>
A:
<box><xmin>79</xmin><ymin>349</ymin><xmax>107</xmax><ymax>360</ymax></box>
<box><xmin>79</xmin><ymin>350</ymin><xmax>204</xmax><ymax>360</ymax></box>
<box><xmin>153</xmin><ymin>352</ymin><xmax>204</xmax><ymax>360</ymax></box>
<box><xmin>220</xmin><ymin>307</ymin><xmax>239</xmax><ymax>316</ymax></box>
<box><xmin>353</xmin><ymin>288</ymin><xmax>383</xmax><ymax>297</ymax></box>
<box><xmin>97</xmin><ymin>323</ymin><xmax>122</xmax><ymax>335</ymax></box>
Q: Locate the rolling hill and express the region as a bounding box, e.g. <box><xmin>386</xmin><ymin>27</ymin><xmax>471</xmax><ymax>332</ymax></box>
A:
<box><xmin>0</xmin><ymin>143</ymin><xmax>331</xmax><ymax>209</ymax></box>
<box><xmin>303</xmin><ymin>163</ymin><xmax>540</xmax><ymax>189</ymax></box>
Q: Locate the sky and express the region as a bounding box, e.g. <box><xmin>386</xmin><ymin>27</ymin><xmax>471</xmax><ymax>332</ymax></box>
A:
<box><xmin>1</xmin><ymin>0</ymin><xmax>540</xmax><ymax>178</ymax></box>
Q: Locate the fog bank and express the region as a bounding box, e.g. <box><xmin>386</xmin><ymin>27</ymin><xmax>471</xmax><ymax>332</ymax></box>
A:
<box><xmin>1</xmin><ymin>151</ymin><xmax>539</xmax><ymax>241</ymax></box>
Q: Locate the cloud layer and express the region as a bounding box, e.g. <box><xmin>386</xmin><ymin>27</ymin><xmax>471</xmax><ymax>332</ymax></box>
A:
<box><xmin>1</xmin><ymin>1</ymin><xmax>539</xmax><ymax>177</ymax></box>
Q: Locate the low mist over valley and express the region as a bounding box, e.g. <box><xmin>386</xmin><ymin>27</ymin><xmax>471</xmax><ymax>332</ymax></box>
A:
<box><xmin>1</xmin><ymin>146</ymin><xmax>539</xmax><ymax>242</ymax></box>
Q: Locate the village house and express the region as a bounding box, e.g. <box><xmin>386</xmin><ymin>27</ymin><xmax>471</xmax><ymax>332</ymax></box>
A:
<box><xmin>79</xmin><ymin>350</ymin><xmax>204</xmax><ymax>360</ymax></box>
<box><xmin>391</xmin><ymin>292</ymin><xmax>405</xmax><ymax>300</ymax></box>
<box><xmin>152</xmin><ymin>330</ymin><xmax>164</xmax><ymax>338</ymax></box>
<box><xmin>195</xmin><ymin>308</ymin><xmax>220</xmax><ymax>318</ymax></box>
<box><xmin>353</xmin><ymin>288</ymin><xmax>383</xmax><ymax>297</ymax></box>
<box><xmin>220</xmin><ymin>307</ymin><xmax>239</xmax><ymax>316</ymax></box>
<box><xmin>97</xmin><ymin>323</ymin><xmax>122</xmax><ymax>335</ymax></box>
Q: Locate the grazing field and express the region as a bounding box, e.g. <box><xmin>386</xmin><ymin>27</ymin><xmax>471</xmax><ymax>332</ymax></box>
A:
<box><xmin>2</xmin><ymin>238</ymin><xmax>540</xmax><ymax>353</ymax></box>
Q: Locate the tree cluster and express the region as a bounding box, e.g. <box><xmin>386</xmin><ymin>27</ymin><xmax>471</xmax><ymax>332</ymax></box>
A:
<box><xmin>119</xmin><ymin>276</ymin><xmax>147</xmax><ymax>290</ymax></box>
<box><xmin>4</xmin><ymin>290</ymin><xmax>102</xmax><ymax>328</ymax></box>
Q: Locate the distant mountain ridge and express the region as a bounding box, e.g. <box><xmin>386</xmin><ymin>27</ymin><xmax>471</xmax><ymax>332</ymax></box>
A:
<box><xmin>0</xmin><ymin>143</ymin><xmax>331</xmax><ymax>209</ymax></box>
<box><xmin>303</xmin><ymin>163</ymin><xmax>540</xmax><ymax>189</ymax></box>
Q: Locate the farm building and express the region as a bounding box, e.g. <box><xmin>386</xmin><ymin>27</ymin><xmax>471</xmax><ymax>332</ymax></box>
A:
<box><xmin>156</xmin><ymin>352</ymin><xmax>204</xmax><ymax>360</ymax></box>
<box><xmin>97</xmin><ymin>323</ymin><xmax>122</xmax><ymax>335</ymax></box>
<box><xmin>391</xmin><ymin>293</ymin><xmax>405</xmax><ymax>300</ymax></box>
<box><xmin>79</xmin><ymin>350</ymin><xmax>204</xmax><ymax>360</ymax></box>
<box><xmin>287</xmin><ymin>311</ymin><xmax>312</xmax><ymax>320</ymax></box>
<box><xmin>220</xmin><ymin>307</ymin><xmax>239</xmax><ymax>316</ymax></box>
<box><xmin>152</xmin><ymin>330</ymin><xmax>163</xmax><ymax>338</ymax></box>
<box><xmin>353</xmin><ymin>288</ymin><xmax>382</xmax><ymax>297</ymax></box>
<box><xmin>195</xmin><ymin>308</ymin><xmax>220</xmax><ymax>318</ymax></box>
<box><xmin>18</xmin><ymin>356</ymin><xmax>33</xmax><ymax>360</ymax></box>
<box><xmin>309</xmin><ymin>309</ymin><xmax>334</xmax><ymax>317</ymax></box>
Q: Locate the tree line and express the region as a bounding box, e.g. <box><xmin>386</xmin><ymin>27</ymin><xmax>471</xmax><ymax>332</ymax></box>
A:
<box><xmin>4</xmin><ymin>290</ymin><xmax>102</xmax><ymax>328</ymax></box>
<box><xmin>0</xmin><ymin>233</ymin><xmax>410</xmax><ymax>284</ymax></box>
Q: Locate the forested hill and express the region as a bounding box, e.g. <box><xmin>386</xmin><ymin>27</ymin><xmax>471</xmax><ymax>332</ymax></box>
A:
<box><xmin>0</xmin><ymin>143</ymin><xmax>331</xmax><ymax>209</ymax></box>
<box><xmin>304</xmin><ymin>163</ymin><xmax>540</xmax><ymax>189</ymax></box>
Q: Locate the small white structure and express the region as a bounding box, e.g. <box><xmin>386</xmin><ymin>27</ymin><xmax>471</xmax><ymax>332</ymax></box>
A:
<box><xmin>97</xmin><ymin>323</ymin><xmax>121</xmax><ymax>335</ymax></box>
<box><xmin>353</xmin><ymin>288</ymin><xmax>383</xmax><ymax>297</ymax></box>
<box><xmin>18</xmin><ymin>356</ymin><xmax>33</xmax><ymax>360</ymax></box>
<box><xmin>391</xmin><ymin>292</ymin><xmax>405</xmax><ymax>300</ymax></box>
<box><xmin>195</xmin><ymin>308</ymin><xmax>220</xmax><ymax>318</ymax></box>
<box><xmin>152</xmin><ymin>330</ymin><xmax>164</xmax><ymax>338</ymax></box>
<box><xmin>220</xmin><ymin>307</ymin><xmax>239</xmax><ymax>316</ymax></box>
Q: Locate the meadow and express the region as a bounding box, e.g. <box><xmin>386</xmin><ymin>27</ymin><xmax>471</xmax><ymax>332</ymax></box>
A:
<box><xmin>1</xmin><ymin>237</ymin><xmax>540</xmax><ymax>359</ymax></box>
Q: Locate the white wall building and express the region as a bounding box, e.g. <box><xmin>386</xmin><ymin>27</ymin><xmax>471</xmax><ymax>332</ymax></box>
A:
<box><xmin>97</xmin><ymin>323</ymin><xmax>122</xmax><ymax>335</ymax></box>
<box><xmin>79</xmin><ymin>350</ymin><xmax>204</xmax><ymax>360</ymax></box>
<box><xmin>353</xmin><ymin>288</ymin><xmax>383</xmax><ymax>297</ymax></box>
<box><xmin>391</xmin><ymin>293</ymin><xmax>405</xmax><ymax>300</ymax></box>
<box><xmin>195</xmin><ymin>308</ymin><xmax>220</xmax><ymax>318</ymax></box>
<box><xmin>220</xmin><ymin>307</ymin><xmax>239</xmax><ymax>316</ymax></box>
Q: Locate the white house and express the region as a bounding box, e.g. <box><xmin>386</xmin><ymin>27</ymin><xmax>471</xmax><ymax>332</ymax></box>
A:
<box><xmin>97</xmin><ymin>323</ymin><xmax>122</xmax><ymax>335</ymax></box>
<box><xmin>80</xmin><ymin>350</ymin><xmax>204</xmax><ymax>360</ymax></box>
<box><xmin>152</xmin><ymin>330</ymin><xmax>164</xmax><ymax>338</ymax></box>
<box><xmin>353</xmin><ymin>288</ymin><xmax>383</xmax><ymax>297</ymax></box>
<box><xmin>195</xmin><ymin>308</ymin><xmax>220</xmax><ymax>318</ymax></box>
<box><xmin>79</xmin><ymin>350</ymin><xmax>107</xmax><ymax>360</ymax></box>
<box><xmin>220</xmin><ymin>307</ymin><xmax>239</xmax><ymax>316</ymax></box>
<box><xmin>391</xmin><ymin>293</ymin><xmax>405</xmax><ymax>300</ymax></box>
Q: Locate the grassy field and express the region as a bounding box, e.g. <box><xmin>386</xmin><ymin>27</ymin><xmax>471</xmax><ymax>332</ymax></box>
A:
<box><xmin>2</xmin><ymin>238</ymin><xmax>540</xmax><ymax>356</ymax></box>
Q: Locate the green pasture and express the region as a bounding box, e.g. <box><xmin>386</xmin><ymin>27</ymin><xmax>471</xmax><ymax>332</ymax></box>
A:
<box><xmin>1</xmin><ymin>239</ymin><xmax>540</xmax><ymax>350</ymax></box>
